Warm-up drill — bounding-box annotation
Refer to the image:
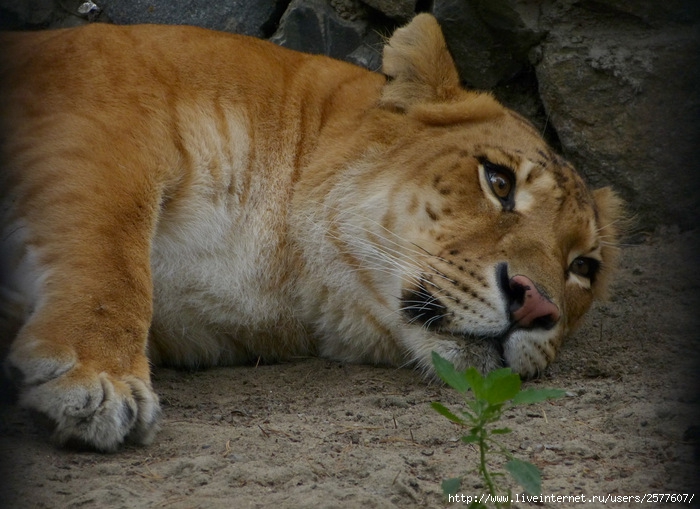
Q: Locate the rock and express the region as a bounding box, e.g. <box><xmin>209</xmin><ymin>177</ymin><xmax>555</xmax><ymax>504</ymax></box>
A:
<box><xmin>103</xmin><ymin>0</ymin><xmax>288</xmax><ymax>37</ymax></box>
<box><xmin>345</xmin><ymin>28</ymin><xmax>383</xmax><ymax>71</ymax></box>
<box><xmin>431</xmin><ymin>0</ymin><xmax>543</xmax><ymax>89</ymax></box>
<box><xmin>270</xmin><ymin>0</ymin><xmax>369</xmax><ymax>60</ymax></box>
<box><xmin>0</xmin><ymin>0</ymin><xmax>54</xmax><ymax>26</ymax></box>
<box><xmin>361</xmin><ymin>0</ymin><xmax>415</xmax><ymax>20</ymax></box>
<box><xmin>535</xmin><ymin>0</ymin><xmax>700</xmax><ymax>228</ymax></box>
<box><xmin>0</xmin><ymin>0</ymin><xmax>102</xmax><ymax>29</ymax></box>
<box><xmin>329</xmin><ymin>0</ymin><xmax>367</xmax><ymax>22</ymax></box>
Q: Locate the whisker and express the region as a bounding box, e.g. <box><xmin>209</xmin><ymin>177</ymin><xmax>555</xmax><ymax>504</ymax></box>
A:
<box><xmin>409</xmin><ymin>241</ymin><xmax>451</xmax><ymax>265</ymax></box>
<box><xmin>298</xmin><ymin>202</ymin><xmax>468</xmax><ymax>298</ymax></box>
<box><xmin>425</xmin><ymin>264</ymin><xmax>458</xmax><ymax>285</ymax></box>
<box><xmin>423</xmin><ymin>314</ymin><xmax>449</xmax><ymax>329</ymax></box>
<box><xmin>321</xmin><ymin>223</ymin><xmax>420</xmax><ymax>265</ymax></box>
<box><xmin>303</xmin><ymin>200</ymin><xmax>439</xmax><ymax>261</ymax></box>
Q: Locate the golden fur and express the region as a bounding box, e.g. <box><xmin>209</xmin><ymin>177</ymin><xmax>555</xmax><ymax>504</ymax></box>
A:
<box><xmin>0</xmin><ymin>15</ymin><xmax>623</xmax><ymax>451</ymax></box>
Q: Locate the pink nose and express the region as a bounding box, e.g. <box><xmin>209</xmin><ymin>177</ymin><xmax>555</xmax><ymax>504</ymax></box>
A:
<box><xmin>509</xmin><ymin>275</ymin><xmax>560</xmax><ymax>329</ymax></box>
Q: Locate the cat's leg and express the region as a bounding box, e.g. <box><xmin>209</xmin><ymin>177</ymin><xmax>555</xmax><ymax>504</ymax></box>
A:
<box><xmin>4</xmin><ymin>158</ymin><xmax>164</xmax><ymax>451</ymax></box>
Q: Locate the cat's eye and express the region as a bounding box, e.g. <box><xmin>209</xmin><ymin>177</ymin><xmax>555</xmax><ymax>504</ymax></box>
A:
<box><xmin>489</xmin><ymin>171</ymin><xmax>512</xmax><ymax>199</ymax></box>
<box><xmin>482</xmin><ymin>160</ymin><xmax>515</xmax><ymax>210</ymax></box>
<box><xmin>569</xmin><ymin>257</ymin><xmax>600</xmax><ymax>281</ymax></box>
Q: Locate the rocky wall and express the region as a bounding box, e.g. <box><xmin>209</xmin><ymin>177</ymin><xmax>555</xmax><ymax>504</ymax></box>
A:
<box><xmin>2</xmin><ymin>0</ymin><xmax>698</xmax><ymax>230</ymax></box>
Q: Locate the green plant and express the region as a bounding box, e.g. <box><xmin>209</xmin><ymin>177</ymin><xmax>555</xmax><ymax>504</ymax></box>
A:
<box><xmin>431</xmin><ymin>351</ymin><xmax>565</xmax><ymax>508</ymax></box>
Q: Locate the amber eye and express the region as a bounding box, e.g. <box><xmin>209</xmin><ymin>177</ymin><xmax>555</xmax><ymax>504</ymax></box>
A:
<box><xmin>482</xmin><ymin>160</ymin><xmax>515</xmax><ymax>210</ymax></box>
<box><xmin>489</xmin><ymin>171</ymin><xmax>512</xmax><ymax>199</ymax></box>
<box><xmin>569</xmin><ymin>257</ymin><xmax>600</xmax><ymax>281</ymax></box>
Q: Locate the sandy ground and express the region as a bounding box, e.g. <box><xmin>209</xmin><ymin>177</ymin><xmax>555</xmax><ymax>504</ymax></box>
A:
<box><xmin>0</xmin><ymin>229</ymin><xmax>698</xmax><ymax>508</ymax></box>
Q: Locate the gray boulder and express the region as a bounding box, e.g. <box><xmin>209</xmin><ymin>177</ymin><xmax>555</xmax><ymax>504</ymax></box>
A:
<box><xmin>361</xmin><ymin>0</ymin><xmax>415</xmax><ymax>20</ymax></box>
<box><xmin>535</xmin><ymin>0</ymin><xmax>700</xmax><ymax>228</ymax></box>
<box><xmin>0</xmin><ymin>0</ymin><xmax>55</xmax><ymax>25</ymax></box>
<box><xmin>431</xmin><ymin>0</ymin><xmax>543</xmax><ymax>89</ymax></box>
<box><xmin>103</xmin><ymin>0</ymin><xmax>288</xmax><ymax>37</ymax></box>
<box><xmin>270</xmin><ymin>0</ymin><xmax>369</xmax><ymax>60</ymax></box>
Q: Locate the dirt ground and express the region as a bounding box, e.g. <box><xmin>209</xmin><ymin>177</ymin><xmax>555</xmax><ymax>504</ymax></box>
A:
<box><xmin>0</xmin><ymin>228</ymin><xmax>698</xmax><ymax>508</ymax></box>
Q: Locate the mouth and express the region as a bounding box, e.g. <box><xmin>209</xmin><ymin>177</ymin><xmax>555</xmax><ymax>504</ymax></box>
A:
<box><xmin>401</xmin><ymin>282</ymin><xmax>509</xmax><ymax>362</ymax></box>
<box><xmin>401</xmin><ymin>282</ymin><xmax>447</xmax><ymax>329</ymax></box>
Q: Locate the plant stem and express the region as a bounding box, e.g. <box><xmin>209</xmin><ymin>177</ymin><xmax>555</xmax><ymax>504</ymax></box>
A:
<box><xmin>478</xmin><ymin>426</ymin><xmax>502</xmax><ymax>509</ymax></box>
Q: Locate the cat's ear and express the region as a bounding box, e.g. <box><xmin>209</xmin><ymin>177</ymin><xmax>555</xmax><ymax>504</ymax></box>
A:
<box><xmin>591</xmin><ymin>187</ymin><xmax>628</xmax><ymax>299</ymax></box>
<box><xmin>379</xmin><ymin>14</ymin><xmax>461</xmax><ymax>110</ymax></box>
<box><xmin>379</xmin><ymin>14</ymin><xmax>504</xmax><ymax>125</ymax></box>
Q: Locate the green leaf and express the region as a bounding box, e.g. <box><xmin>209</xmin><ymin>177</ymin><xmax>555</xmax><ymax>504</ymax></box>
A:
<box><xmin>431</xmin><ymin>402</ymin><xmax>466</xmax><ymax>425</ymax></box>
<box><xmin>467</xmin><ymin>399</ymin><xmax>486</xmax><ymax>416</ymax></box>
<box><xmin>483</xmin><ymin>368</ymin><xmax>521</xmax><ymax>404</ymax></box>
<box><xmin>460</xmin><ymin>409</ymin><xmax>476</xmax><ymax>422</ymax></box>
<box><xmin>490</xmin><ymin>427</ymin><xmax>512</xmax><ymax>435</ymax></box>
<box><xmin>464</xmin><ymin>367</ymin><xmax>485</xmax><ymax>399</ymax></box>
<box><xmin>512</xmin><ymin>388</ymin><xmax>566</xmax><ymax>405</ymax></box>
<box><xmin>480</xmin><ymin>402</ymin><xmax>505</xmax><ymax>423</ymax></box>
<box><xmin>484</xmin><ymin>367</ymin><xmax>515</xmax><ymax>383</ymax></box>
<box><xmin>506</xmin><ymin>458</ymin><xmax>542</xmax><ymax>495</ymax></box>
<box><xmin>461</xmin><ymin>434</ymin><xmax>480</xmax><ymax>444</ymax></box>
<box><xmin>441</xmin><ymin>477</ymin><xmax>462</xmax><ymax>496</ymax></box>
<box><xmin>431</xmin><ymin>352</ymin><xmax>469</xmax><ymax>394</ymax></box>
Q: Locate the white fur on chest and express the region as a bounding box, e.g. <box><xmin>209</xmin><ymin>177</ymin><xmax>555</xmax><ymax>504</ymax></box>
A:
<box><xmin>147</xmin><ymin>107</ymin><xmax>306</xmax><ymax>366</ymax></box>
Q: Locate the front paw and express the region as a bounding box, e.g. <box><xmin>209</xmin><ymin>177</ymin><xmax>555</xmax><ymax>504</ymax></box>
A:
<box><xmin>6</xmin><ymin>339</ymin><xmax>160</xmax><ymax>452</ymax></box>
